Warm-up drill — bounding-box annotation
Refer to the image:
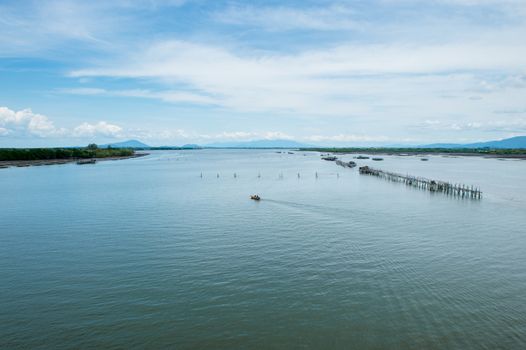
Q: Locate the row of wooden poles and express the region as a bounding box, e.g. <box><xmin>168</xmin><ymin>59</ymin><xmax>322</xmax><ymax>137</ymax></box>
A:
<box><xmin>358</xmin><ymin>166</ymin><xmax>482</xmax><ymax>199</ymax></box>
<box><xmin>200</xmin><ymin>172</ymin><xmax>335</xmax><ymax>179</ymax></box>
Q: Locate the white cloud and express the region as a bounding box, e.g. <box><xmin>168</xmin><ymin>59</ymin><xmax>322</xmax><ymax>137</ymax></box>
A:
<box><xmin>71</xmin><ymin>39</ymin><xmax>526</xmax><ymax>88</ymax></box>
<box><xmin>61</xmin><ymin>88</ymin><xmax>218</xmax><ymax>105</ymax></box>
<box><xmin>305</xmin><ymin>134</ymin><xmax>392</xmax><ymax>142</ymax></box>
<box><xmin>0</xmin><ymin>106</ymin><xmax>125</xmax><ymax>140</ymax></box>
<box><xmin>121</xmin><ymin>127</ymin><xmax>190</xmax><ymax>141</ymax></box>
<box><xmin>68</xmin><ymin>39</ymin><xmax>526</xmax><ymax>129</ymax></box>
<box><xmin>4</xmin><ymin>104</ymin><xmax>523</xmax><ymax>145</ymax></box>
<box><xmin>201</xmin><ymin>131</ymin><xmax>257</xmax><ymax>140</ymax></box>
<box><xmin>214</xmin><ymin>4</ymin><xmax>360</xmax><ymax>31</ymax></box>
<box><xmin>0</xmin><ymin>1</ymin><xmax>111</xmax><ymax>55</ymax></box>
<box><xmin>0</xmin><ymin>107</ymin><xmax>65</xmax><ymax>137</ymax></box>
<box><xmin>3</xmin><ymin>1</ymin><xmax>526</xmax><ymax>143</ymax></box>
<box><xmin>0</xmin><ymin>106</ymin><xmax>197</xmax><ymax>143</ymax></box>
<box><xmin>0</xmin><ymin>0</ymin><xmax>190</xmax><ymax>56</ymax></box>
<box><xmin>73</xmin><ymin>121</ymin><xmax>123</xmax><ymax>138</ymax></box>
<box><xmin>262</xmin><ymin>131</ymin><xmax>294</xmax><ymax>140</ymax></box>
<box><xmin>196</xmin><ymin>131</ymin><xmax>293</xmax><ymax>141</ymax></box>
<box><xmin>419</xmin><ymin>118</ymin><xmax>526</xmax><ymax>132</ymax></box>
<box><xmin>62</xmin><ymin>87</ymin><xmax>107</xmax><ymax>95</ymax></box>
<box><xmin>433</xmin><ymin>0</ymin><xmax>524</xmax><ymax>5</ymax></box>
<box><xmin>193</xmin><ymin>131</ymin><xmax>398</xmax><ymax>144</ymax></box>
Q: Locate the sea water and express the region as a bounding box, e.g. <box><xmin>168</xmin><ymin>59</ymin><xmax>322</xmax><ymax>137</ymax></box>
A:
<box><xmin>1</xmin><ymin>150</ymin><xmax>525</xmax><ymax>349</ymax></box>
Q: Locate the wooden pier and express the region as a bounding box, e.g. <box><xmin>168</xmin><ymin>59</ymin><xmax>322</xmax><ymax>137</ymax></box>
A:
<box><xmin>359</xmin><ymin>166</ymin><xmax>482</xmax><ymax>199</ymax></box>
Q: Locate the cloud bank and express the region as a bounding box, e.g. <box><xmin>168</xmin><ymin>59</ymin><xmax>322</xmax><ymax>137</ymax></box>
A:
<box><xmin>1</xmin><ymin>0</ymin><xmax>526</xmax><ymax>145</ymax></box>
<box><xmin>0</xmin><ymin>106</ymin><xmax>121</xmax><ymax>140</ymax></box>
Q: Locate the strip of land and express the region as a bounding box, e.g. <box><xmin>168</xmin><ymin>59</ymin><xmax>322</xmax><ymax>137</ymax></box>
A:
<box><xmin>300</xmin><ymin>147</ymin><xmax>526</xmax><ymax>159</ymax></box>
<box><xmin>0</xmin><ymin>146</ymin><xmax>148</xmax><ymax>169</ymax></box>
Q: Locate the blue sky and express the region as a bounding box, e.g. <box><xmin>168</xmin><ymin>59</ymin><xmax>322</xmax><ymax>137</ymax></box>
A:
<box><xmin>1</xmin><ymin>0</ymin><xmax>525</xmax><ymax>147</ymax></box>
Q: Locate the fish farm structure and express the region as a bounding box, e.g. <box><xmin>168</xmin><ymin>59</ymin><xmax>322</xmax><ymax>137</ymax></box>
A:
<box><xmin>359</xmin><ymin>166</ymin><xmax>482</xmax><ymax>199</ymax></box>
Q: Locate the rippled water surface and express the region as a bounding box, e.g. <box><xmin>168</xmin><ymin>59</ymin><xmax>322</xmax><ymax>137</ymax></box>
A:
<box><xmin>1</xmin><ymin>150</ymin><xmax>525</xmax><ymax>349</ymax></box>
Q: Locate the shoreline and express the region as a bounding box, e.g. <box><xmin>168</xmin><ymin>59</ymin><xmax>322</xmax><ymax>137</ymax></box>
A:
<box><xmin>307</xmin><ymin>150</ymin><xmax>526</xmax><ymax>160</ymax></box>
<box><xmin>0</xmin><ymin>152</ymin><xmax>149</xmax><ymax>169</ymax></box>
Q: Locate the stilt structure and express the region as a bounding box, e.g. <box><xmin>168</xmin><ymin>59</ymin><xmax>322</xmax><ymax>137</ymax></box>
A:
<box><xmin>358</xmin><ymin>166</ymin><xmax>482</xmax><ymax>199</ymax></box>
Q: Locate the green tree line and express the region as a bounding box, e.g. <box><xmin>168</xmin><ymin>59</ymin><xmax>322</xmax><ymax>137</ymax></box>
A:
<box><xmin>0</xmin><ymin>146</ymin><xmax>134</xmax><ymax>161</ymax></box>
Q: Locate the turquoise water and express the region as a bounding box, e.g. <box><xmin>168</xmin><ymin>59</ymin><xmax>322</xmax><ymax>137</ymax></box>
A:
<box><xmin>1</xmin><ymin>150</ymin><xmax>525</xmax><ymax>349</ymax></box>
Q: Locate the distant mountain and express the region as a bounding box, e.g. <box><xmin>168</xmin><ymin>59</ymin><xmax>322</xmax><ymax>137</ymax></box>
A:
<box><xmin>464</xmin><ymin>136</ymin><xmax>526</xmax><ymax>148</ymax></box>
<box><xmin>419</xmin><ymin>143</ymin><xmax>464</xmax><ymax>148</ymax></box>
<box><xmin>422</xmin><ymin>136</ymin><xmax>526</xmax><ymax>149</ymax></box>
<box><xmin>94</xmin><ymin>136</ymin><xmax>526</xmax><ymax>150</ymax></box>
<box><xmin>205</xmin><ymin>139</ymin><xmax>314</xmax><ymax>148</ymax></box>
<box><xmin>101</xmin><ymin>139</ymin><xmax>150</xmax><ymax>149</ymax></box>
<box><xmin>181</xmin><ymin>144</ymin><xmax>202</xmax><ymax>149</ymax></box>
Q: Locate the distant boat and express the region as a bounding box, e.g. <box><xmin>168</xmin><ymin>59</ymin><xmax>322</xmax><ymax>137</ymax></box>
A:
<box><xmin>421</xmin><ymin>158</ymin><xmax>429</xmax><ymax>161</ymax></box>
<box><xmin>322</xmin><ymin>156</ymin><xmax>338</xmax><ymax>161</ymax></box>
<box><xmin>250</xmin><ymin>195</ymin><xmax>261</xmax><ymax>201</ymax></box>
<box><xmin>372</xmin><ymin>157</ymin><xmax>384</xmax><ymax>161</ymax></box>
<box><xmin>336</xmin><ymin>160</ymin><xmax>357</xmax><ymax>168</ymax></box>
<box><xmin>77</xmin><ymin>159</ymin><xmax>97</xmax><ymax>165</ymax></box>
<box><xmin>355</xmin><ymin>156</ymin><xmax>369</xmax><ymax>159</ymax></box>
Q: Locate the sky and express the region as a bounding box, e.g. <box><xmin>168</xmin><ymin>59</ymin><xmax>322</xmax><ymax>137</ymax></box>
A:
<box><xmin>1</xmin><ymin>0</ymin><xmax>525</xmax><ymax>147</ymax></box>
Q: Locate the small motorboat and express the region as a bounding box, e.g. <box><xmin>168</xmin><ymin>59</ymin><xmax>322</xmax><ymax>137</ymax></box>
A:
<box><xmin>77</xmin><ymin>159</ymin><xmax>97</xmax><ymax>165</ymax></box>
<box><xmin>250</xmin><ymin>195</ymin><xmax>261</xmax><ymax>201</ymax></box>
